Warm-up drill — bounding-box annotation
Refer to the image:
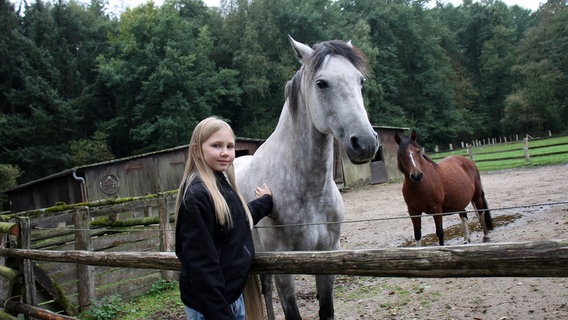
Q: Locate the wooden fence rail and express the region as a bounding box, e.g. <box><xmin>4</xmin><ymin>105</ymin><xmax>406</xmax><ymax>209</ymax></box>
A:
<box><xmin>1</xmin><ymin>239</ymin><xmax>567</xmax><ymax>278</ymax></box>
<box><xmin>431</xmin><ymin>135</ymin><xmax>568</xmax><ymax>165</ymax></box>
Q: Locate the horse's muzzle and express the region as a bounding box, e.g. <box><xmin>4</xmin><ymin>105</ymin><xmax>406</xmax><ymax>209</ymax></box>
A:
<box><xmin>345</xmin><ymin>133</ymin><xmax>379</xmax><ymax>164</ymax></box>
<box><xmin>409</xmin><ymin>172</ymin><xmax>423</xmax><ymax>183</ymax></box>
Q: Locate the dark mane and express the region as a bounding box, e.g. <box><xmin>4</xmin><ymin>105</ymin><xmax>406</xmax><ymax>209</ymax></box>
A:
<box><xmin>286</xmin><ymin>40</ymin><xmax>368</xmax><ymax>117</ymax></box>
<box><xmin>306</xmin><ymin>40</ymin><xmax>368</xmax><ymax>82</ymax></box>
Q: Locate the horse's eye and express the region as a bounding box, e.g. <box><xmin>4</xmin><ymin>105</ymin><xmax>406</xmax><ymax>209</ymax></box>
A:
<box><xmin>316</xmin><ymin>80</ymin><xmax>328</xmax><ymax>89</ymax></box>
<box><xmin>361</xmin><ymin>78</ymin><xmax>366</xmax><ymax>86</ymax></box>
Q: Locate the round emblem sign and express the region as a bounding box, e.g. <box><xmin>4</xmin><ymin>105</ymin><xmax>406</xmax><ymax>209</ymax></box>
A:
<box><xmin>100</xmin><ymin>174</ymin><xmax>120</xmax><ymax>195</ymax></box>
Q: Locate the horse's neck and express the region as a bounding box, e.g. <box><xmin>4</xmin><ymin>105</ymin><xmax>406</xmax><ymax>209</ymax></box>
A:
<box><xmin>268</xmin><ymin>100</ymin><xmax>334</xmax><ymax>179</ymax></box>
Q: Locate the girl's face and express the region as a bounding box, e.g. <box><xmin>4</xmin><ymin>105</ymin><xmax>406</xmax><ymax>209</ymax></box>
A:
<box><xmin>201</xmin><ymin>127</ymin><xmax>235</xmax><ymax>172</ymax></box>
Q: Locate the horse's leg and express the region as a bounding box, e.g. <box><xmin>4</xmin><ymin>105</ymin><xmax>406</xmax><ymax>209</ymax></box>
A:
<box><xmin>261</xmin><ymin>274</ymin><xmax>276</xmax><ymax>320</ymax></box>
<box><xmin>274</xmin><ymin>274</ymin><xmax>301</xmax><ymax>320</ymax></box>
<box><xmin>473</xmin><ymin>190</ymin><xmax>493</xmax><ymax>242</ymax></box>
<box><xmin>410</xmin><ymin>211</ymin><xmax>422</xmax><ymax>247</ymax></box>
<box><xmin>480</xmin><ymin>191</ymin><xmax>493</xmax><ymax>242</ymax></box>
<box><xmin>433</xmin><ymin>213</ymin><xmax>444</xmax><ymax>246</ymax></box>
<box><xmin>315</xmin><ymin>274</ymin><xmax>335</xmax><ymax>320</ymax></box>
<box><xmin>473</xmin><ymin>202</ymin><xmax>492</xmax><ymax>243</ymax></box>
<box><xmin>459</xmin><ymin>212</ymin><xmax>470</xmax><ymax>244</ymax></box>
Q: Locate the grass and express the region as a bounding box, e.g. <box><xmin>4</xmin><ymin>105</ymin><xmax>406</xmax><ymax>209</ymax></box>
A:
<box><xmin>79</xmin><ymin>280</ymin><xmax>183</xmax><ymax>320</ymax></box>
<box><xmin>429</xmin><ymin>135</ymin><xmax>568</xmax><ymax>171</ymax></box>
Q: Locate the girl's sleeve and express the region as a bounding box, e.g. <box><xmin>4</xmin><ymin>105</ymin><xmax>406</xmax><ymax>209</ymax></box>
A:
<box><xmin>176</xmin><ymin>188</ymin><xmax>234</xmax><ymax>318</ymax></box>
<box><xmin>247</xmin><ymin>194</ymin><xmax>273</xmax><ymax>225</ymax></box>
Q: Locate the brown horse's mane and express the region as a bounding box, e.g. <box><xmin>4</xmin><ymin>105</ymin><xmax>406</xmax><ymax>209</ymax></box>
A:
<box><xmin>286</xmin><ymin>40</ymin><xmax>368</xmax><ymax>117</ymax></box>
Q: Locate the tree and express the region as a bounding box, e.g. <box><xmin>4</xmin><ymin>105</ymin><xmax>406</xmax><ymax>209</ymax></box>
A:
<box><xmin>0</xmin><ymin>0</ymin><xmax>117</xmax><ymax>183</ymax></box>
<box><xmin>69</xmin><ymin>130</ymin><xmax>115</xmax><ymax>167</ymax></box>
<box><xmin>504</xmin><ymin>0</ymin><xmax>568</xmax><ymax>135</ymax></box>
<box><xmin>0</xmin><ymin>163</ymin><xmax>21</xmax><ymax>211</ymax></box>
<box><xmin>97</xmin><ymin>0</ymin><xmax>241</xmax><ymax>155</ymax></box>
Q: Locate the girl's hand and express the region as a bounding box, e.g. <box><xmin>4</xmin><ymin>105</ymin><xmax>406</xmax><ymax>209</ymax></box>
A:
<box><xmin>255</xmin><ymin>183</ymin><xmax>272</xmax><ymax>198</ymax></box>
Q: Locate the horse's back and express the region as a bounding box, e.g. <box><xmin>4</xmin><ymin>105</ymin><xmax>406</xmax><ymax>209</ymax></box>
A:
<box><xmin>439</xmin><ymin>155</ymin><xmax>481</xmax><ymax>182</ymax></box>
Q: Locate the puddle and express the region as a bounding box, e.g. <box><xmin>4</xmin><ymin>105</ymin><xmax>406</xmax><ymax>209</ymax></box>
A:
<box><xmin>401</xmin><ymin>212</ymin><xmax>523</xmax><ymax>247</ymax></box>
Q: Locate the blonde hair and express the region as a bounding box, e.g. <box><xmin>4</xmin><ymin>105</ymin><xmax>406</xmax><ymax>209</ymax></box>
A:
<box><xmin>175</xmin><ymin>116</ymin><xmax>253</xmax><ymax>229</ymax></box>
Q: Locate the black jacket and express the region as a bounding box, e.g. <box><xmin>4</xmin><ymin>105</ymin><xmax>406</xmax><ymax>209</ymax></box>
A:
<box><xmin>175</xmin><ymin>172</ymin><xmax>273</xmax><ymax>319</ymax></box>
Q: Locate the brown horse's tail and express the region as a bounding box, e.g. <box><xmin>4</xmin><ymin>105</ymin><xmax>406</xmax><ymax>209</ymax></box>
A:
<box><xmin>482</xmin><ymin>191</ymin><xmax>494</xmax><ymax>230</ymax></box>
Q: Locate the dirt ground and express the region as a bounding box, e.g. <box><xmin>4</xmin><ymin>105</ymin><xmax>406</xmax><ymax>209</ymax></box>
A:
<box><xmin>272</xmin><ymin>164</ymin><xmax>568</xmax><ymax>320</ymax></box>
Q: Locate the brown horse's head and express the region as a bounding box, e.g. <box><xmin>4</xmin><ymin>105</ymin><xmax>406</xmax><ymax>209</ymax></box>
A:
<box><xmin>395</xmin><ymin>130</ymin><xmax>437</xmax><ymax>183</ymax></box>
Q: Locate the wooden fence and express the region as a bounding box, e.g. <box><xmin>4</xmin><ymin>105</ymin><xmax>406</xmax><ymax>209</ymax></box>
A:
<box><xmin>431</xmin><ymin>134</ymin><xmax>568</xmax><ymax>164</ymax></box>
<box><xmin>0</xmin><ymin>193</ymin><xmax>179</xmax><ymax>319</ymax></box>
<box><xmin>0</xmin><ymin>195</ymin><xmax>567</xmax><ymax>319</ymax></box>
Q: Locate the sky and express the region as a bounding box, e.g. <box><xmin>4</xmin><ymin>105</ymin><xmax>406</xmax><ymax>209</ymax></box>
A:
<box><xmin>108</xmin><ymin>0</ymin><xmax>543</xmax><ymax>14</ymax></box>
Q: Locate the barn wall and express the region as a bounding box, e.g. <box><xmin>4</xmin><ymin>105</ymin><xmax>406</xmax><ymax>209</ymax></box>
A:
<box><xmin>339</xmin><ymin>127</ymin><xmax>407</xmax><ymax>187</ymax></box>
<box><xmin>83</xmin><ymin>150</ymin><xmax>188</xmax><ymax>202</ymax></box>
<box><xmin>377</xmin><ymin>128</ymin><xmax>406</xmax><ymax>181</ymax></box>
<box><xmin>82</xmin><ymin>141</ymin><xmax>259</xmax><ymax>203</ymax></box>
<box><xmin>341</xmin><ymin>152</ymin><xmax>372</xmax><ymax>187</ymax></box>
<box><xmin>8</xmin><ymin>176</ymin><xmax>82</xmax><ymax>212</ymax></box>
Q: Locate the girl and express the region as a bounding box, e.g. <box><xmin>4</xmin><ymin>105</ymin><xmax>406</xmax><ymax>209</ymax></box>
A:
<box><xmin>175</xmin><ymin>116</ymin><xmax>273</xmax><ymax>319</ymax></box>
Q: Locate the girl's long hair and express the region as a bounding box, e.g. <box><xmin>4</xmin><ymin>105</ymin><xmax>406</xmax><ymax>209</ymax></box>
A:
<box><xmin>243</xmin><ymin>274</ymin><xmax>266</xmax><ymax>320</ymax></box>
<box><xmin>175</xmin><ymin>116</ymin><xmax>252</xmax><ymax>228</ymax></box>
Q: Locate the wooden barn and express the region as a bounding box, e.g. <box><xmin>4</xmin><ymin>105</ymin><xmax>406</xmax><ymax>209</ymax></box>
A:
<box><xmin>4</xmin><ymin>138</ymin><xmax>263</xmax><ymax>213</ymax></box>
<box><xmin>3</xmin><ymin>127</ymin><xmax>407</xmax><ymax>213</ymax></box>
<box><xmin>336</xmin><ymin>126</ymin><xmax>408</xmax><ymax>188</ymax></box>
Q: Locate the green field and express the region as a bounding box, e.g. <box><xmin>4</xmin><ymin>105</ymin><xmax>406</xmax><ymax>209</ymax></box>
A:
<box><xmin>429</xmin><ymin>135</ymin><xmax>568</xmax><ymax>171</ymax></box>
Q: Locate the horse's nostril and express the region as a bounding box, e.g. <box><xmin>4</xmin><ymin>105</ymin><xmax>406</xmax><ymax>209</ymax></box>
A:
<box><xmin>410</xmin><ymin>172</ymin><xmax>423</xmax><ymax>182</ymax></box>
<box><xmin>350</xmin><ymin>136</ymin><xmax>360</xmax><ymax>150</ymax></box>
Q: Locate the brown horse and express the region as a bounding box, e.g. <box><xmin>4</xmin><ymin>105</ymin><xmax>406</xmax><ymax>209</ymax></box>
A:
<box><xmin>395</xmin><ymin>131</ymin><xmax>494</xmax><ymax>246</ymax></box>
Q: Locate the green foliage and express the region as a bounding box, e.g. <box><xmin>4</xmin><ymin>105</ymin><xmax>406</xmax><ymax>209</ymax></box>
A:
<box><xmin>1</xmin><ymin>0</ymin><xmax>567</xmax><ymax>185</ymax></box>
<box><xmin>504</xmin><ymin>0</ymin><xmax>568</xmax><ymax>136</ymax></box>
<box><xmin>105</xmin><ymin>280</ymin><xmax>184</xmax><ymax>320</ymax></box>
<box><xmin>0</xmin><ymin>163</ymin><xmax>20</xmax><ymax>192</ymax></box>
<box><xmin>97</xmin><ymin>1</ymin><xmax>242</xmax><ymax>155</ymax></box>
<box><xmin>70</xmin><ymin>131</ymin><xmax>115</xmax><ymax>167</ymax></box>
<box><xmin>80</xmin><ymin>294</ymin><xmax>124</xmax><ymax>320</ymax></box>
<box><xmin>148</xmin><ymin>279</ymin><xmax>178</xmax><ymax>295</ymax></box>
<box><xmin>0</xmin><ymin>163</ymin><xmax>21</xmax><ymax>211</ymax></box>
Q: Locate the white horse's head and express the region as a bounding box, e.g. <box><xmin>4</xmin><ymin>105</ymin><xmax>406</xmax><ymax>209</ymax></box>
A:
<box><xmin>288</xmin><ymin>35</ymin><xmax>379</xmax><ymax>164</ymax></box>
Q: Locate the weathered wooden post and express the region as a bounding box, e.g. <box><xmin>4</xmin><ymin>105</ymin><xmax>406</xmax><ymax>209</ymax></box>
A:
<box><xmin>158</xmin><ymin>196</ymin><xmax>175</xmax><ymax>281</ymax></box>
<box><xmin>16</xmin><ymin>217</ymin><xmax>37</xmax><ymax>320</ymax></box>
<box><xmin>524</xmin><ymin>135</ymin><xmax>530</xmax><ymax>163</ymax></box>
<box><xmin>73</xmin><ymin>207</ymin><xmax>94</xmax><ymax>311</ymax></box>
<box><xmin>0</xmin><ymin>222</ymin><xmax>20</xmax><ymax>317</ymax></box>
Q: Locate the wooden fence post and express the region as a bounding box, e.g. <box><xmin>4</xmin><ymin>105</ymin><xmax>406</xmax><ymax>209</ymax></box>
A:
<box><xmin>158</xmin><ymin>197</ymin><xmax>175</xmax><ymax>281</ymax></box>
<box><xmin>467</xmin><ymin>145</ymin><xmax>473</xmax><ymax>160</ymax></box>
<box><xmin>524</xmin><ymin>135</ymin><xmax>530</xmax><ymax>163</ymax></box>
<box><xmin>16</xmin><ymin>217</ymin><xmax>37</xmax><ymax>320</ymax></box>
<box><xmin>73</xmin><ymin>207</ymin><xmax>94</xmax><ymax>311</ymax></box>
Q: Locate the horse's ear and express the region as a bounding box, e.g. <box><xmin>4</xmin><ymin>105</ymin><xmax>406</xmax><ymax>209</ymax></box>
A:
<box><xmin>346</xmin><ymin>40</ymin><xmax>353</xmax><ymax>48</ymax></box>
<box><xmin>395</xmin><ymin>133</ymin><xmax>401</xmax><ymax>145</ymax></box>
<box><xmin>288</xmin><ymin>35</ymin><xmax>313</xmax><ymax>64</ymax></box>
<box><xmin>410</xmin><ymin>130</ymin><xmax>417</xmax><ymax>141</ymax></box>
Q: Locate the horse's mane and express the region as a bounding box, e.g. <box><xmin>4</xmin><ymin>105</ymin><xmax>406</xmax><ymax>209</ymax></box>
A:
<box><xmin>397</xmin><ymin>137</ymin><xmax>439</xmax><ymax>172</ymax></box>
<box><xmin>286</xmin><ymin>40</ymin><xmax>368</xmax><ymax>117</ymax></box>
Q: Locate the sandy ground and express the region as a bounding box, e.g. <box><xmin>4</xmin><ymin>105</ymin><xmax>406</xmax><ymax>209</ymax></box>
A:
<box><xmin>272</xmin><ymin>164</ymin><xmax>568</xmax><ymax>319</ymax></box>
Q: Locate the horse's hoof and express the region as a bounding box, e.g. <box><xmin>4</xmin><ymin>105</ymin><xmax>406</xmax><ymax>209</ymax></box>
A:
<box><xmin>483</xmin><ymin>236</ymin><xmax>491</xmax><ymax>242</ymax></box>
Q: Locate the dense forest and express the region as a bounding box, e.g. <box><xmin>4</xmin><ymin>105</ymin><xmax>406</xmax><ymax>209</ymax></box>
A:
<box><xmin>1</xmin><ymin>0</ymin><xmax>567</xmax><ymax>194</ymax></box>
